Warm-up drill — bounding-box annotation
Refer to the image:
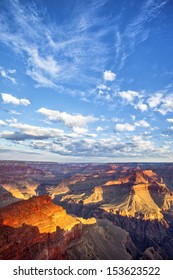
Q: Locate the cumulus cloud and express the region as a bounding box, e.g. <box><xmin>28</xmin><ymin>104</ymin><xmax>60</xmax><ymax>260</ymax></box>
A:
<box><xmin>147</xmin><ymin>93</ymin><xmax>163</xmax><ymax>108</ymax></box>
<box><xmin>96</xmin><ymin>126</ymin><xmax>104</xmax><ymax>132</ymax></box>
<box><xmin>37</xmin><ymin>107</ymin><xmax>98</xmax><ymax>129</ymax></box>
<box><xmin>1</xmin><ymin>121</ymin><xmax>167</xmax><ymax>159</ymax></box>
<box><xmin>72</xmin><ymin>127</ymin><xmax>89</xmax><ymax>135</ymax></box>
<box><xmin>1</xmin><ymin>93</ymin><xmax>30</xmax><ymax>106</ymax></box>
<box><xmin>103</xmin><ymin>70</ymin><xmax>116</xmax><ymax>81</ymax></box>
<box><xmin>118</xmin><ymin>90</ymin><xmax>140</xmax><ymax>102</ymax></box>
<box><xmin>135</xmin><ymin>100</ymin><xmax>148</xmax><ymax>112</ymax></box>
<box><xmin>115</xmin><ymin>123</ymin><xmax>135</xmax><ymax>132</ymax></box>
<box><xmin>28</xmin><ymin>133</ymin><xmax>166</xmax><ymax>159</ymax></box>
<box><xmin>135</xmin><ymin>120</ymin><xmax>150</xmax><ymax>128</ymax></box>
<box><xmin>131</xmin><ymin>135</ymin><xmax>154</xmax><ymax>151</ymax></box>
<box><xmin>1</xmin><ymin>123</ymin><xmax>64</xmax><ymax>141</ymax></box>
<box><xmin>157</xmin><ymin>94</ymin><xmax>173</xmax><ymax>115</ymax></box>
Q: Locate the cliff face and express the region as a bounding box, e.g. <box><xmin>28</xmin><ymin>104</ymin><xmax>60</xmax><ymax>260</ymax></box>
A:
<box><xmin>0</xmin><ymin>195</ymin><xmax>137</xmax><ymax>260</ymax></box>
<box><xmin>79</xmin><ymin>169</ymin><xmax>169</xmax><ymax>221</ymax></box>
<box><xmin>0</xmin><ymin>195</ymin><xmax>88</xmax><ymax>259</ymax></box>
<box><xmin>54</xmin><ymin>168</ymin><xmax>173</xmax><ymax>259</ymax></box>
<box><xmin>0</xmin><ymin>195</ymin><xmax>81</xmax><ymax>233</ymax></box>
<box><xmin>0</xmin><ymin>185</ymin><xmax>20</xmax><ymax>208</ymax></box>
<box><xmin>65</xmin><ymin>219</ymin><xmax>138</xmax><ymax>260</ymax></box>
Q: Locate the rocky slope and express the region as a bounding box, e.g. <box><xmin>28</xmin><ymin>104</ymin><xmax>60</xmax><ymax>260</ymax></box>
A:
<box><xmin>0</xmin><ymin>195</ymin><xmax>137</xmax><ymax>260</ymax></box>
<box><xmin>54</xmin><ymin>167</ymin><xmax>173</xmax><ymax>258</ymax></box>
<box><xmin>0</xmin><ymin>185</ymin><xmax>20</xmax><ymax>208</ymax></box>
<box><xmin>59</xmin><ymin>168</ymin><xmax>172</xmax><ymax>219</ymax></box>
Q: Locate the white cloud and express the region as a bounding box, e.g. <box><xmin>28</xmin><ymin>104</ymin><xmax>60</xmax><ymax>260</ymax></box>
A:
<box><xmin>131</xmin><ymin>135</ymin><xmax>154</xmax><ymax>151</ymax></box>
<box><xmin>118</xmin><ymin>90</ymin><xmax>140</xmax><ymax>102</ymax></box>
<box><xmin>117</xmin><ymin>0</ymin><xmax>168</xmax><ymax>69</ymax></box>
<box><xmin>103</xmin><ymin>70</ymin><xmax>116</xmax><ymax>81</ymax></box>
<box><xmin>147</xmin><ymin>93</ymin><xmax>163</xmax><ymax>108</ymax></box>
<box><xmin>96</xmin><ymin>126</ymin><xmax>104</xmax><ymax>132</ymax></box>
<box><xmin>10</xmin><ymin>123</ymin><xmax>63</xmax><ymax>136</ymax></box>
<box><xmin>98</xmin><ymin>92</ymin><xmax>112</xmax><ymax>102</ymax></box>
<box><xmin>0</xmin><ymin>120</ymin><xmax>6</xmax><ymax>126</ymax></box>
<box><xmin>0</xmin><ymin>0</ymin><xmax>113</xmax><ymax>90</ymax></box>
<box><xmin>157</xmin><ymin>94</ymin><xmax>173</xmax><ymax>115</ymax></box>
<box><xmin>6</xmin><ymin>118</ymin><xmax>17</xmax><ymax>123</ymax></box>
<box><xmin>135</xmin><ymin>100</ymin><xmax>148</xmax><ymax>112</ymax></box>
<box><xmin>0</xmin><ymin>67</ymin><xmax>16</xmax><ymax>84</ymax></box>
<box><xmin>135</xmin><ymin>120</ymin><xmax>150</xmax><ymax>128</ymax></box>
<box><xmin>29</xmin><ymin>133</ymin><xmax>166</xmax><ymax>159</ymax></box>
<box><xmin>167</xmin><ymin>118</ymin><xmax>173</xmax><ymax>123</ymax></box>
<box><xmin>115</xmin><ymin>123</ymin><xmax>135</xmax><ymax>132</ymax></box>
<box><xmin>27</xmin><ymin>49</ymin><xmax>59</xmax><ymax>77</ymax></box>
<box><xmin>37</xmin><ymin>107</ymin><xmax>98</xmax><ymax>128</ymax></box>
<box><xmin>8</xmin><ymin>69</ymin><xmax>16</xmax><ymax>74</ymax></box>
<box><xmin>1</xmin><ymin>123</ymin><xmax>64</xmax><ymax>141</ymax></box>
<box><xmin>8</xmin><ymin>110</ymin><xmax>21</xmax><ymax>115</ymax></box>
<box><xmin>26</xmin><ymin>68</ymin><xmax>57</xmax><ymax>89</ymax></box>
<box><xmin>26</xmin><ymin>48</ymin><xmax>60</xmax><ymax>88</ymax></box>
<box><xmin>111</xmin><ymin>117</ymin><xmax>122</xmax><ymax>122</ymax></box>
<box><xmin>1</xmin><ymin>93</ymin><xmax>30</xmax><ymax>106</ymax></box>
<box><xmin>97</xmin><ymin>84</ymin><xmax>107</xmax><ymax>90</ymax></box>
<box><xmin>72</xmin><ymin>127</ymin><xmax>89</xmax><ymax>135</ymax></box>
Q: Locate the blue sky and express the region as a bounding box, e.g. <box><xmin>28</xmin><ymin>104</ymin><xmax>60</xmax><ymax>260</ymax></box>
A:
<box><xmin>0</xmin><ymin>0</ymin><xmax>173</xmax><ymax>162</ymax></box>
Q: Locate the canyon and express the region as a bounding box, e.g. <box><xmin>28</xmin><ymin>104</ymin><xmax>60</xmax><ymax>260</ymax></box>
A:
<box><xmin>0</xmin><ymin>161</ymin><xmax>173</xmax><ymax>259</ymax></box>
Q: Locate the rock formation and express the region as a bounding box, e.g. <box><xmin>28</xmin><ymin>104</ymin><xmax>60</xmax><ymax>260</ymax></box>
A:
<box><xmin>0</xmin><ymin>195</ymin><xmax>137</xmax><ymax>260</ymax></box>
<box><xmin>1</xmin><ymin>161</ymin><xmax>173</xmax><ymax>259</ymax></box>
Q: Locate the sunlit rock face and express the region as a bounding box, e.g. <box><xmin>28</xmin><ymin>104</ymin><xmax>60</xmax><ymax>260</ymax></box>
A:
<box><xmin>0</xmin><ymin>195</ymin><xmax>85</xmax><ymax>233</ymax></box>
<box><xmin>81</xmin><ymin>168</ymin><xmax>169</xmax><ymax>221</ymax></box>
<box><xmin>0</xmin><ymin>195</ymin><xmax>137</xmax><ymax>260</ymax></box>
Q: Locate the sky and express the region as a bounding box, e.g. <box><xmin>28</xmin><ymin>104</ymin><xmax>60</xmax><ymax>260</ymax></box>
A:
<box><xmin>0</xmin><ymin>0</ymin><xmax>173</xmax><ymax>163</ymax></box>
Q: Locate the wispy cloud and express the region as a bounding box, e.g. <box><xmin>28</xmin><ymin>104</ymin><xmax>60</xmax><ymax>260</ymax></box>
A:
<box><xmin>0</xmin><ymin>0</ymin><xmax>112</xmax><ymax>90</ymax></box>
<box><xmin>0</xmin><ymin>66</ymin><xmax>16</xmax><ymax>84</ymax></box>
<box><xmin>0</xmin><ymin>120</ymin><xmax>7</xmax><ymax>126</ymax></box>
<box><xmin>115</xmin><ymin>0</ymin><xmax>168</xmax><ymax>69</ymax></box>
